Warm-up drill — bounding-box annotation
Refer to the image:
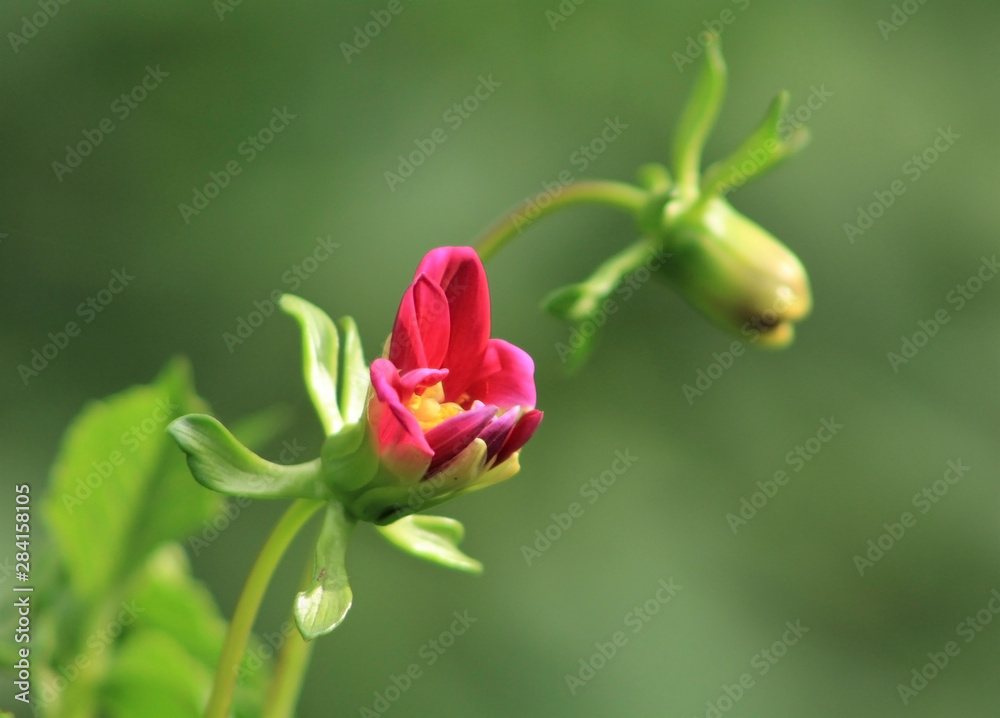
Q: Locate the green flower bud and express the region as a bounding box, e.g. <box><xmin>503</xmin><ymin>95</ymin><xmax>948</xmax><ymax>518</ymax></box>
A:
<box><xmin>660</xmin><ymin>196</ymin><xmax>812</xmax><ymax>347</ymax></box>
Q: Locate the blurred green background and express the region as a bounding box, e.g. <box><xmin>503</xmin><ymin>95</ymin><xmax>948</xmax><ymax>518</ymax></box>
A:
<box><xmin>3</xmin><ymin>0</ymin><xmax>999</xmax><ymax>716</ymax></box>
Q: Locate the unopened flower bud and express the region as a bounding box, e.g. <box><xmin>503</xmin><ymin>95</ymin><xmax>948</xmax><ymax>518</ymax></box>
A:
<box><xmin>661</xmin><ymin>196</ymin><xmax>812</xmax><ymax>346</ymax></box>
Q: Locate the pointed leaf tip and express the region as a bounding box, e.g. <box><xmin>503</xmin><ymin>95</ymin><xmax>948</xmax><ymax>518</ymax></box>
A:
<box><xmin>280</xmin><ymin>294</ymin><xmax>344</xmax><ymax>436</ymax></box>
<box><xmin>377</xmin><ymin>515</ymin><xmax>483</xmax><ymax>575</ymax></box>
<box><xmin>168</xmin><ymin>414</ymin><xmax>327</xmax><ymax>500</ymax></box>
<box><xmin>294</xmin><ymin>503</ymin><xmax>355</xmax><ymax>639</ymax></box>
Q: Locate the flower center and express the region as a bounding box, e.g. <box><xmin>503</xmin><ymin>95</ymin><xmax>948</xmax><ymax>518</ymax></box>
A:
<box><xmin>406</xmin><ymin>382</ymin><xmax>464</xmax><ymax>431</ymax></box>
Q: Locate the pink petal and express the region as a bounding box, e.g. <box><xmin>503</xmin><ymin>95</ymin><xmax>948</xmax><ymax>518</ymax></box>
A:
<box><xmin>495</xmin><ymin>409</ymin><xmax>543</xmax><ymax>464</ymax></box>
<box><xmin>413</xmin><ymin>247</ymin><xmax>491</xmax><ymax>399</ymax></box>
<box><xmin>386</xmin><ymin>276</ymin><xmax>450</xmax><ymax>372</ymax></box>
<box><xmin>424</xmin><ymin>403</ymin><xmax>498</xmax><ymax>477</ymax></box>
<box><xmin>368</xmin><ymin>359</ymin><xmax>437</xmax><ymax>478</ymax></box>
<box><xmin>464</xmin><ymin>339</ymin><xmax>537</xmax><ymax>410</ymax></box>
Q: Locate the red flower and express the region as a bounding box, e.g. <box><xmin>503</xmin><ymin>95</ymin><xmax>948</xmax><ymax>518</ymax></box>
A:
<box><xmin>367</xmin><ymin>247</ymin><xmax>542</xmax><ymax>512</ymax></box>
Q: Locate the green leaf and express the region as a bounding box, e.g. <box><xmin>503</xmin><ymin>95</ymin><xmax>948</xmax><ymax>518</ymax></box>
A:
<box><xmin>280</xmin><ymin>294</ymin><xmax>344</xmax><ymax>436</ymax></box>
<box><xmin>130</xmin><ymin>545</ymin><xmax>227</xmax><ymax>668</ymax></box>
<box><xmin>671</xmin><ymin>32</ymin><xmax>727</xmax><ymax>192</ymax></box>
<box><xmin>377</xmin><ymin>514</ymin><xmax>483</xmax><ymax>575</ymax></box>
<box><xmin>700</xmin><ymin>90</ymin><xmax>810</xmax><ymax>196</ymax></box>
<box><xmin>295</xmin><ymin>503</ymin><xmax>355</xmax><ymax>639</ymax></box>
<box><xmin>113</xmin><ymin>544</ymin><xmax>270</xmax><ymax>718</ymax></box>
<box><xmin>43</xmin><ymin>358</ymin><xmax>223</xmax><ymax>603</ymax></box>
<box><xmin>338</xmin><ymin>316</ymin><xmax>369</xmax><ymax>425</ymax></box>
<box><xmin>168</xmin><ymin>414</ymin><xmax>327</xmax><ymax>500</ymax></box>
<box><xmin>103</xmin><ymin>629</ymin><xmax>209</xmax><ymax>718</ymax></box>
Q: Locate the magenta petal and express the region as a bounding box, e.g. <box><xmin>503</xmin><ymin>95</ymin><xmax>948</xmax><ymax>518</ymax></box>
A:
<box><xmin>477</xmin><ymin>408</ymin><xmax>520</xmax><ymax>461</ymax></box>
<box><xmin>396</xmin><ymin>366</ymin><xmax>449</xmax><ymax>397</ymax></box>
<box><xmin>495</xmin><ymin>409</ymin><xmax>543</xmax><ymax>464</ymax></box>
<box><xmin>424</xmin><ymin>403</ymin><xmax>498</xmax><ymax>476</ymax></box>
<box><xmin>411</xmin><ymin>277</ymin><xmax>450</xmax><ymax>369</ymax></box>
<box><xmin>387</xmin><ymin>276</ymin><xmax>451</xmax><ymax>372</ymax></box>
<box><xmin>369</xmin><ymin>359</ymin><xmax>434</xmax><ymax>475</ymax></box>
<box><xmin>465</xmin><ymin>339</ymin><xmax>537</xmax><ymax>410</ymax></box>
<box><xmin>413</xmin><ymin>247</ymin><xmax>491</xmax><ymax>398</ymax></box>
<box><xmin>386</xmin><ymin>285</ymin><xmax>422</xmax><ymax>371</ymax></box>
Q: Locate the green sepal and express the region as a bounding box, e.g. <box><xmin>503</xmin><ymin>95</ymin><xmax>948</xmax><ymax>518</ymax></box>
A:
<box><xmin>279</xmin><ymin>294</ymin><xmax>345</xmax><ymax>436</ymax></box>
<box><xmin>543</xmin><ymin>240</ymin><xmax>657</xmax><ymax>322</ymax></box>
<box><xmin>635</xmin><ymin>164</ymin><xmax>675</xmax><ymax>237</ymax></box>
<box><xmin>636</xmin><ymin>162</ymin><xmax>672</xmax><ymax>192</ymax></box>
<box><xmin>543</xmin><ymin>240</ymin><xmax>662</xmax><ymax>371</ymax></box>
<box><xmin>700</xmin><ymin>90</ymin><xmax>810</xmax><ymax>197</ymax></box>
<box><xmin>350</xmin><ymin>439</ymin><xmax>490</xmax><ymax>525</ymax></box>
<box><xmin>322</xmin><ymin>422</ymin><xmax>380</xmax><ymax>493</ymax></box>
<box><xmin>376</xmin><ymin>514</ymin><xmax>483</xmax><ymax>575</ymax></box>
<box><xmin>42</xmin><ymin>358</ymin><xmax>222</xmax><ymax>603</ymax></box>
<box><xmin>168</xmin><ymin>414</ymin><xmax>327</xmax><ymax>500</ymax></box>
<box><xmin>337</xmin><ymin>316</ymin><xmax>369</xmax><ymax>425</ymax></box>
<box><xmin>671</xmin><ymin>31</ymin><xmax>727</xmax><ymax>192</ymax></box>
<box><xmin>294</xmin><ymin>502</ymin><xmax>355</xmax><ymax>639</ymax></box>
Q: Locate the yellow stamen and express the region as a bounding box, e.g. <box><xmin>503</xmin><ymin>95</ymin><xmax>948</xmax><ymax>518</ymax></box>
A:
<box><xmin>406</xmin><ymin>382</ymin><xmax>464</xmax><ymax>431</ymax></box>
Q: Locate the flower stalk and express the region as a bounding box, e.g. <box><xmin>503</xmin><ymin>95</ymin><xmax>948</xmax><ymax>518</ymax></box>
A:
<box><xmin>203</xmin><ymin>499</ymin><xmax>323</xmax><ymax>718</ymax></box>
<box><xmin>475</xmin><ymin>180</ymin><xmax>648</xmax><ymax>261</ymax></box>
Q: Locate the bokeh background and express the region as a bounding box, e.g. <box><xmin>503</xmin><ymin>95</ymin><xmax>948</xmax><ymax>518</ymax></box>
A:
<box><xmin>3</xmin><ymin>1</ymin><xmax>999</xmax><ymax>716</ymax></box>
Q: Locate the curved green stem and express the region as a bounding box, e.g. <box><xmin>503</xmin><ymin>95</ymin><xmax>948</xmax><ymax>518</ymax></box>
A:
<box><xmin>204</xmin><ymin>498</ymin><xmax>324</xmax><ymax>718</ymax></box>
<box><xmin>263</xmin><ymin>562</ymin><xmax>317</xmax><ymax>718</ymax></box>
<box><xmin>474</xmin><ymin>180</ymin><xmax>648</xmax><ymax>262</ymax></box>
